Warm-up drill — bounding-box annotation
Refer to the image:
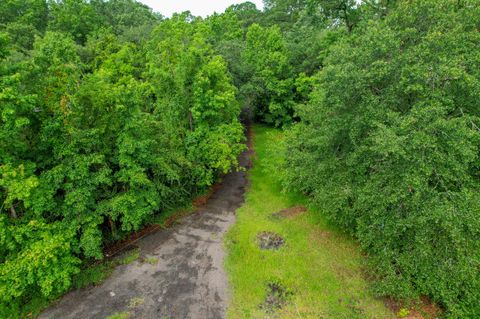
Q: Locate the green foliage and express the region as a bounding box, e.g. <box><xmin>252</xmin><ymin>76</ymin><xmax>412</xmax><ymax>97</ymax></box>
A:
<box><xmin>94</xmin><ymin>0</ymin><xmax>161</xmax><ymax>36</ymax></box>
<box><xmin>0</xmin><ymin>0</ymin><xmax>48</xmax><ymax>30</ymax></box>
<box><xmin>225</xmin><ymin>2</ymin><xmax>262</xmax><ymax>28</ymax></box>
<box><xmin>0</xmin><ymin>164</ymin><xmax>38</xmax><ymax>211</ymax></box>
<box><xmin>284</xmin><ymin>1</ymin><xmax>480</xmax><ymax>317</ymax></box>
<box><xmin>0</xmin><ymin>2</ymin><xmax>244</xmax><ymax>315</ymax></box>
<box><xmin>146</xmin><ymin>15</ymin><xmax>244</xmax><ymax>187</ymax></box>
<box><xmin>397</xmin><ymin>308</ymin><xmax>410</xmax><ymax>318</ymax></box>
<box><xmin>48</xmin><ymin>0</ymin><xmax>104</xmax><ymax>44</ymax></box>
<box><xmin>0</xmin><ymin>218</ymin><xmax>80</xmax><ymax>316</ymax></box>
<box><xmin>2</xmin><ymin>1</ymin><xmax>479</xmax><ymax>318</ymax></box>
<box><xmin>242</xmin><ymin>23</ymin><xmax>294</xmax><ymax>126</ymax></box>
<box><xmin>0</xmin><ymin>0</ymin><xmax>48</xmax><ymax>49</ymax></box>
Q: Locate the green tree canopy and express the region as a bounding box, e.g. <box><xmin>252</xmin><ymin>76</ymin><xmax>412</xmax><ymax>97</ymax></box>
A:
<box><xmin>284</xmin><ymin>1</ymin><xmax>480</xmax><ymax>317</ymax></box>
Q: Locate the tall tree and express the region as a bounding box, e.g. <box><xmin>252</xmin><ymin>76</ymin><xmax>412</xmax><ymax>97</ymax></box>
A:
<box><xmin>48</xmin><ymin>0</ymin><xmax>103</xmax><ymax>44</ymax></box>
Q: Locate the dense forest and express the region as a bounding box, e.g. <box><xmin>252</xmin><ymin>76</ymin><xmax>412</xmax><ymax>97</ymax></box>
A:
<box><xmin>0</xmin><ymin>0</ymin><xmax>479</xmax><ymax>318</ymax></box>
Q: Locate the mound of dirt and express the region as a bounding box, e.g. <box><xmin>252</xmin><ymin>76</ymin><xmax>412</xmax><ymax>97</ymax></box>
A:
<box><xmin>257</xmin><ymin>231</ymin><xmax>285</xmax><ymax>250</ymax></box>
<box><xmin>271</xmin><ymin>206</ymin><xmax>307</xmax><ymax>219</ymax></box>
<box><xmin>260</xmin><ymin>282</ymin><xmax>292</xmax><ymax>313</ymax></box>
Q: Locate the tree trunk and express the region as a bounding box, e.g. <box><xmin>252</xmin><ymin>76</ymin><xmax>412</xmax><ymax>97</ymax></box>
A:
<box><xmin>10</xmin><ymin>205</ymin><xmax>18</xmax><ymax>219</ymax></box>
<box><xmin>188</xmin><ymin>111</ymin><xmax>194</xmax><ymax>131</ymax></box>
<box><xmin>108</xmin><ymin>217</ymin><xmax>117</xmax><ymax>239</ymax></box>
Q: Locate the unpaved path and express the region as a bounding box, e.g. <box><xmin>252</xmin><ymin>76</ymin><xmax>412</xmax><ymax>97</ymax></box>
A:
<box><xmin>39</xmin><ymin>132</ymin><xmax>251</xmax><ymax>319</ymax></box>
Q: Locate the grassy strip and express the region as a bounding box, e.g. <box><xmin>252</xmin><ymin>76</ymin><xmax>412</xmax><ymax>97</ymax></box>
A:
<box><xmin>225</xmin><ymin>125</ymin><xmax>394</xmax><ymax>318</ymax></box>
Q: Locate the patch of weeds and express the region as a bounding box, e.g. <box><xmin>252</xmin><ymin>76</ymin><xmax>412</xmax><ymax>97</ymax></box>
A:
<box><xmin>105</xmin><ymin>311</ymin><xmax>129</xmax><ymax>319</ymax></box>
<box><xmin>260</xmin><ymin>281</ymin><xmax>293</xmax><ymax>313</ymax></box>
<box><xmin>345</xmin><ymin>297</ymin><xmax>366</xmax><ymax>319</ymax></box>
<box><xmin>73</xmin><ymin>262</ymin><xmax>115</xmax><ymax>289</ymax></box>
<box><xmin>119</xmin><ymin>248</ymin><xmax>140</xmax><ymax>265</ymax></box>
<box><xmin>128</xmin><ymin>297</ymin><xmax>145</xmax><ymax>309</ymax></box>
<box><xmin>257</xmin><ymin>231</ymin><xmax>285</xmax><ymax>250</ymax></box>
<box><xmin>73</xmin><ymin>247</ymin><xmax>139</xmax><ymax>290</ymax></box>
<box><xmin>397</xmin><ymin>308</ymin><xmax>410</xmax><ymax>318</ymax></box>
<box><xmin>142</xmin><ymin>256</ymin><xmax>158</xmax><ymax>265</ymax></box>
<box><xmin>17</xmin><ymin>293</ymin><xmax>57</xmax><ymax>319</ymax></box>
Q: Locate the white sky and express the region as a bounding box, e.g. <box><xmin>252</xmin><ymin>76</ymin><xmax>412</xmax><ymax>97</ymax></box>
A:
<box><xmin>138</xmin><ymin>0</ymin><xmax>264</xmax><ymax>17</ymax></box>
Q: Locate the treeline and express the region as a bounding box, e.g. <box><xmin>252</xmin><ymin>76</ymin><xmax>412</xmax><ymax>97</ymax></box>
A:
<box><xmin>0</xmin><ymin>1</ymin><xmax>246</xmax><ymax>316</ymax></box>
<box><xmin>282</xmin><ymin>1</ymin><xmax>480</xmax><ymax>318</ymax></box>
<box><xmin>1</xmin><ymin>0</ymin><xmax>479</xmax><ymax>318</ymax></box>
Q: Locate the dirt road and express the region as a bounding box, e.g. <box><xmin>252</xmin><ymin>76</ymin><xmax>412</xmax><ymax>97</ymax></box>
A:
<box><xmin>39</xmin><ymin>132</ymin><xmax>251</xmax><ymax>319</ymax></box>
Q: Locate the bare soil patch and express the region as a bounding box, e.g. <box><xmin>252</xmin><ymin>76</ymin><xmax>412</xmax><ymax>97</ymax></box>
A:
<box><xmin>260</xmin><ymin>282</ymin><xmax>292</xmax><ymax>313</ymax></box>
<box><xmin>384</xmin><ymin>296</ymin><xmax>442</xmax><ymax>319</ymax></box>
<box><xmin>257</xmin><ymin>231</ymin><xmax>285</xmax><ymax>250</ymax></box>
<box><xmin>271</xmin><ymin>206</ymin><xmax>307</xmax><ymax>219</ymax></box>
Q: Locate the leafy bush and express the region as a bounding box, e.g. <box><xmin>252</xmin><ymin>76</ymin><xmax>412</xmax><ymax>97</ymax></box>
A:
<box><xmin>0</xmin><ymin>217</ymin><xmax>80</xmax><ymax>316</ymax></box>
<box><xmin>284</xmin><ymin>1</ymin><xmax>480</xmax><ymax>317</ymax></box>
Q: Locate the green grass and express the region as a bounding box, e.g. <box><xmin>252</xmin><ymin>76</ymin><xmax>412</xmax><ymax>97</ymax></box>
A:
<box><xmin>105</xmin><ymin>312</ymin><xmax>129</xmax><ymax>319</ymax></box>
<box><xmin>225</xmin><ymin>125</ymin><xmax>394</xmax><ymax>319</ymax></box>
<box><xmin>118</xmin><ymin>248</ymin><xmax>140</xmax><ymax>265</ymax></box>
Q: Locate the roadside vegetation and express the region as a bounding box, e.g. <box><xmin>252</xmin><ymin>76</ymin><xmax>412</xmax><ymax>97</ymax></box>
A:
<box><xmin>1</xmin><ymin>0</ymin><xmax>479</xmax><ymax>318</ymax></box>
<box><xmin>18</xmin><ymin>247</ymin><xmax>140</xmax><ymax>319</ymax></box>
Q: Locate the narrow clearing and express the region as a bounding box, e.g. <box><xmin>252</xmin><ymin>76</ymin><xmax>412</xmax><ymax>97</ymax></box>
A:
<box><xmin>39</xmin><ymin>132</ymin><xmax>252</xmax><ymax>319</ymax></box>
<box><xmin>225</xmin><ymin>126</ymin><xmax>395</xmax><ymax>318</ymax></box>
